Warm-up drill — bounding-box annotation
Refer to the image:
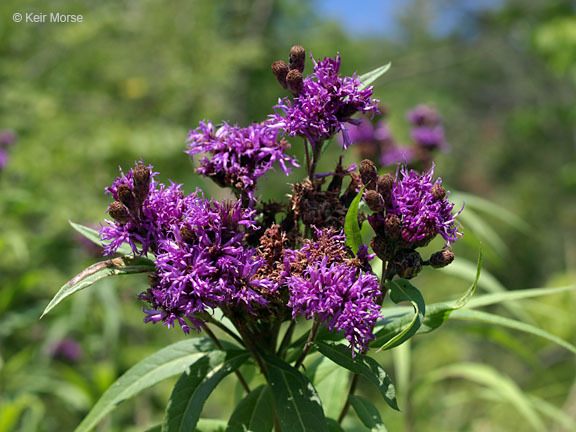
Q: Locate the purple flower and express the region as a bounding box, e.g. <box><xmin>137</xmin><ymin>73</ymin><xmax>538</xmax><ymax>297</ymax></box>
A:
<box><xmin>387</xmin><ymin>164</ymin><xmax>462</xmax><ymax>248</ymax></box>
<box><xmin>186</xmin><ymin>121</ymin><xmax>298</xmax><ymax>199</ymax></box>
<box><xmin>286</xmin><ymin>258</ymin><xmax>381</xmax><ymax>356</ymax></box>
<box><xmin>139</xmin><ymin>198</ymin><xmax>275</xmax><ymax>333</ymax></box>
<box><xmin>270</xmin><ymin>53</ymin><xmax>379</xmax><ymax>148</ymax></box>
<box><xmin>407</xmin><ymin>105</ymin><xmax>448</xmax><ymax>151</ymax></box>
<box><xmin>99</xmin><ymin>162</ymin><xmax>193</xmax><ymax>256</ymax></box>
<box><xmin>283</xmin><ymin>228</ymin><xmax>381</xmax><ymax>355</ymax></box>
<box><xmin>0</xmin><ymin>149</ymin><xmax>8</xmax><ymax>171</ymax></box>
<box><xmin>49</xmin><ymin>338</ymin><xmax>82</xmax><ymax>363</ymax></box>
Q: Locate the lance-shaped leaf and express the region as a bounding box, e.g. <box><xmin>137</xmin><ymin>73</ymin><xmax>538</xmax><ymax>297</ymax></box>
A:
<box><xmin>316</xmin><ymin>342</ymin><xmax>398</xmax><ymax>411</ymax></box>
<box><xmin>376</xmin><ymin>279</ymin><xmax>425</xmax><ymax>351</ymax></box>
<box><xmin>449</xmin><ymin>309</ymin><xmax>576</xmax><ymax>355</ymax></box>
<box><xmin>226</xmin><ymin>385</ymin><xmax>274</xmax><ymax>432</ymax></box>
<box><xmin>41</xmin><ymin>255</ymin><xmax>155</xmax><ymax>318</ymax></box>
<box><xmin>74</xmin><ymin>338</ymin><xmax>239</xmax><ymax>432</ymax></box>
<box><xmin>350</xmin><ymin>395</ymin><xmax>388</xmax><ymax>432</ymax></box>
<box><xmin>344</xmin><ymin>186</ymin><xmax>365</xmax><ymax>254</ymax></box>
<box><xmin>163</xmin><ymin>350</ymin><xmax>250</xmax><ymax>432</ymax></box>
<box><xmin>358</xmin><ymin>63</ymin><xmax>391</xmax><ymax>90</ymax></box>
<box><xmin>264</xmin><ymin>356</ymin><xmax>328</xmax><ymax>432</ymax></box>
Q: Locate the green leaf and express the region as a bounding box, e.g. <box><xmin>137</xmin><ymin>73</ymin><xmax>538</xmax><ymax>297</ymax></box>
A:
<box><xmin>69</xmin><ymin>221</ymin><xmax>133</xmax><ymax>256</ymax></box>
<box><xmin>226</xmin><ymin>385</ymin><xmax>274</xmax><ymax>432</ymax></box>
<box><xmin>306</xmin><ymin>355</ymin><xmax>350</xmax><ymax>418</ymax></box>
<box><xmin>376</xmin><ymin>279</ymin><xmax>425</xmax><ymax>351</ymax></box>
<box><xmin>344</xmin><ymin>186</ymin><xmax>365</xmax><ymax>254</ymax></box>
<box><xmin>425</xmin><ymin>363</ymin><xmax>544</xmax><ymax>431</ymax></box>
<box><xmin>41</xmin><ymin>255</ymin><xmax>155</xmax><ymax>318</ymax></box>
<box><xmin>466</xmin><ymin>284</ymin><xmax>576</xmax><ymax>309</ymax></box>
<box><xmin>316</xmin><ymin>342</ymin><xmax>398</xmax><ymax>411</ymax></box>
<box><xmin>264</xmin><ymin>356</ymin><xmax>328</xmax><ymax>432</ymax></box>
<box><xmin>326</xmin><ymin>419</ymin><xmax>346</xmax><ymax>432</ymax></box>
<box><xmin>163</xmin><ymin>350</ymin><xmax>249</xmax><ymax>432</ymax></box>
<box><xmin>350</xmin><ymin>395</ymin><xmax>388</xmax><ymax>432</ymax></box>
<box><xmin>358</xmin><ymin>63</ymin><xmax>391</xmax><ymax>90</ymax></box>
<box><xmin>74</xmin><ymin>338</ymin><xmax>237</xmax><ymax>432</ymax></box>
<box><xmin>196</xmin><ymin>418</ymin><xmax>228</xmax><ymax>432</ymax></box>
<box><xmin>449</xmin><ymin>309</ymin><xmax>576</xmax><ymax>355</ymax></box>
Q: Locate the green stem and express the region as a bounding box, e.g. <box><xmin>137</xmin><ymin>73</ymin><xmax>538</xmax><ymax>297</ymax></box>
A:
<box><xmin>203</xmin><ymin>314</ymin><xmax>246</xmax><ymax>347</ymax></box>
<box><xmin>202</xmin><ymin>324</ymin><xmax>251</xmax><ymax>393</ymax></box>
<box><xmin>276</xmin><ymin>321</ymin><xmax>296</xmax><ymax>359</ymax></box>
<box><xmin>337</xmin><ymin>374</ymin><xmax>359</xmax><ymax>423</ymax></box>
<box><xmin>294</xmin><ymin>319</ymin><xmax>320</xmax><ymax>369</ymax></box>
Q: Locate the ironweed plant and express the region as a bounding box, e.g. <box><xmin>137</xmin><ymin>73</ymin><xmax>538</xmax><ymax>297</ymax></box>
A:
<box><xmin>44</xmin><ymin>46</ymin><xmax>483</xmax><ymax>432</ymax></box>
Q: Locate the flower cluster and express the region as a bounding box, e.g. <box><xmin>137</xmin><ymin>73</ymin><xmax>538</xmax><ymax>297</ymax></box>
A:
<box><xmin>270</xmin><ymin>52</ymin><xmax>379</xmax><ymax>148</ymax></box>
<box><xmin>342</xmin><ymin>105</ymin><xmax>448</xmax><ymax>170</ymax></box>
<box><xmin>186</xmin><ymin>121</ymin><xmax>298</xmax><ymax>200</ymax></box>
<box><xmin>361</xmin><ymin>159</ymin><xmax>462</xmax><ymax>278</ymax></box>
<box><xmin>284</xmin><ymin>229</ymin><xmax>381</xmax><ymax>355</ymax></box>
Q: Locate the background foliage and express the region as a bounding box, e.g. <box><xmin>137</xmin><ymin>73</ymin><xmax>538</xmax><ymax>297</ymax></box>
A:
<box><xmin>1</xmin><ymin>0</ymin><xmax>575</xmax><ymax>430</ymax></box>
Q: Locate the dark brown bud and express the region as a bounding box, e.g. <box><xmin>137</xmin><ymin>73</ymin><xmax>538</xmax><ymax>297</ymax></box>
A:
<box><xmin>431</xmin><ymin>184</ymin><xmax>446</xmax><ymax>201</ymax></box>
<box><xmin>359</xmin><ymin>159</ymin><xmax>378</xmax><ymax>190</ymax></box>
<box><xmin>365</xmin><ymin>190</ymin><xmax>385</xmax><ymax>212</ymax></box>
<box><xmin>429</xmin><ymin>250</ymin><xmax>455</xmax><ymax>268</ymax></box>
<box><xmin>371</xmin><ymin>236</ymin><xmax>394</xmax><ymax>261</ymax></box>
<box><xmin>108</xmin><ymin>201</ymin><xmax>131</xmax><ymax>223</ymax></box>
<box><xmin>133</xmin><ymin>165</ymin><xmax>151</xmax><ymax>204</ymax></box>
<box><xmin>377</xmin><ymin>173</ymin><xmax>395</xmax><ymax>202</ymax></box>
<box><xmin>272</xmin><ymin>60</ymin><xmax>289</xmax><ymax>89</ymax></box>
<box><xmin>117</xmin><ymin>185</ymin><xmax>139</xmax><ymax>215</ymax></box>
<box><xmin>179</xmin><ymin>226</ymin><xmax>196</xmax><ymax>244</ymax></box>
<box><xmin>394</xmin><ymin>250</ymin><xmax>423</xmax><ymax>279</ymax></box>
<box><xmin>286</xmin><ymin>69</ymin><xmax>303</xmax><ymax>95</ymax></box>
<box><xmin>384</xmin><ymin>214</ymin><xmax>402</xmax><ymax>240</ymax></box>
<box><xmin>289</xmin><ymin>45</ymin><xmax>306</xmax><ymax>73</ymax></box>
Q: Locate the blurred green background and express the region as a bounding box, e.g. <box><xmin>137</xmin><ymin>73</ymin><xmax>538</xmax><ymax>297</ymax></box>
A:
<box><xmin>1</xmin><ymin>0</ymin><xmax>575</xmax><ymax>430</ymax></box>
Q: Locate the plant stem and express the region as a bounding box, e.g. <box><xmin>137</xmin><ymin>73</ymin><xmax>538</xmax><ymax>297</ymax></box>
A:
<box><xmin>294</xmin><ymin>319</ymin><xmax>320</xmax><ymax>369</ymax></box>
<box><xmin>337</xmin><ymin>374</ymin><xmax>359</xmax><ymax>423</ymax></box>
<box><xmin>203</xmin><ymin>324</ymin><xmax>251</xmax><ymax>394</ymax></box>
<box><xmin>203</xmin><ymin>315</ymin><xmax>246</xmax><ymax>347</ymax></box>
<box><xmin>304</xmin><ymin>139</ymin><xmax>312</xmax><ymax>178</ymax></box>
<box><xmin>276</xmin><ymin>321</ymin><xmax>296</xmax><ymax>358</ymax></box>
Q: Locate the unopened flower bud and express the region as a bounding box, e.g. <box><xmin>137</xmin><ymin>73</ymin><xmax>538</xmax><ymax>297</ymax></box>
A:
<box><xmin>272</xmin><ymin>60</ymin><xmax>289</xmax><ymax>89</ymax></box>
<box><xmin>108</xmin><ymin>201</ymin><xmax>131</xmax><ymax>223</ymax></box>
<box><xmin>359</xmin><ymin>159</ymin><xmax>378</xmax><ymax>190</ymax></box>
<box><xmin>371</xmin><ymin>236</ymin><xmax>393</xmax><ymax>261</ymax></box>
<box><xmin>431</xmin><ymin>183</ymin><xmax>446</xmax><ymax>201</ymax></box>
<box><xmin>286</xmin><ymin>69</ymin><xmax>303</xmax><ymax>95</ymax></box>
<box><xmin>394</xmin><ymin>250</ymin><xmax>423</xmax><ymax>279</ymax></box>
<box><xmin>179</xmin><ymin>226</ymin><xmax>196</xmax><ymax>244</ymax></box>
<box><xmin>429</xmin><ymin>250</ymin><xmax>454</xmax><ymax>268</ymax></box>
<box><xmin>377</xmin><ymin>173</ymin><xmax>395</xmax><ymax>202</ymax></box>
<box><xmin>289</xmin><ymin>45</ymin><xmax>306</xmax><ymax>73</ymax></box>
<box><xmin>133</xmin><ymin>165</ymin><xmax>151</xmax><ymax>204</ymax></box>
<box><xmin>384</xmin><ymin>214</ymin><xmax>402</xmax><ymax>240</ymax></box>
<box><xmin>365</xmin><ymin>190</ymin><xmax>385</xmax><ymax>212</ymax></box>
<box><xmin>117</xmin><ymin>185</ymin><xmax>139</xmax><ymax>215</ymax></box>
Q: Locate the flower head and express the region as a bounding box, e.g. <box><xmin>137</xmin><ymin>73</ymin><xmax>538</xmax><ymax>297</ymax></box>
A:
<box><xmin>386</xmin><ymin>164</ymin><xmax>462</xmax><ymax>248</ymax></box>
<box><xmin>271</xmin><ymin>53</ymin><xmax>379</xmax><ymax>148</ymax></box>
<box><xmin>407</xmin><ymin>105</ymin><xmax>448</xmax><ymax>151</ymax></box>
<box><xmin>186</xmin><ymin>121</ymin><xmax>298</xmax><ymax>199</ymax></box>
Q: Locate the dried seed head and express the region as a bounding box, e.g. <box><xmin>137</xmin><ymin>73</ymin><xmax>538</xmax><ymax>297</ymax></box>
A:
<box><xmin>272</xmin><ymin>60</ymin><xmax>289</xmax><ymax>89</ymax></box>
<box><xmin>365</xmin><ymin>190</ymin><xmax>385</xmax><ymax>212</ymax></box>
<box><xmin>108</xmin><ymin>201</ymin><xmax>131</xmax><ymax>223</ymax></box>
<box><xmin>117</xmin><ymin>185</ymin><xmax>139</xmax><ymax>215</ymax></box>
<box><xmin>431</xmin><ymin>183</ymin><xmax>446</xmax><ymax>201</ymax></box>
<box><xmin>371</xmin><ymin>236</ymin><xmax>393</xmax><ymax>261</ymax></box>
<box><xmin>289</xmin><ymin>45</ymin><xmax>306</xmax><ymax>73</ymax></box>
<box><xmin>384</xmin><ymin>214</ymin><xmax>402</xmax><ymax>240</ymax></box>
<box><xmin>394</xmin><ymin>250</ymin><xmax>423</xmax><ymax>279</ymax></box>
<box><xmin>429</xmin><ymin>250</ymin><xmax>455</xmax><ymax>268</ymax></box>
<box><xmin>286</xmin><ymin>69</ymin><xmax>303</xmax><ymax>95</ymax></box>
<box><xmin>377</xmin><ymin>173</ymin><xmax>395</xmax><ymax>202</ymax></box>
<box><xmin>133</xmin><ymin>165</ymin><xmax>151</xmax><ymax>204</ymax></box>
<box><xmin>179</xmin><ymin>226</ymin><xmax>196</xmax><ymax>244</ymax></box>
<box><xmin>359</xmin><ymin>159</ymin><xmax>378</xmax><ymax>190</ymax></box>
